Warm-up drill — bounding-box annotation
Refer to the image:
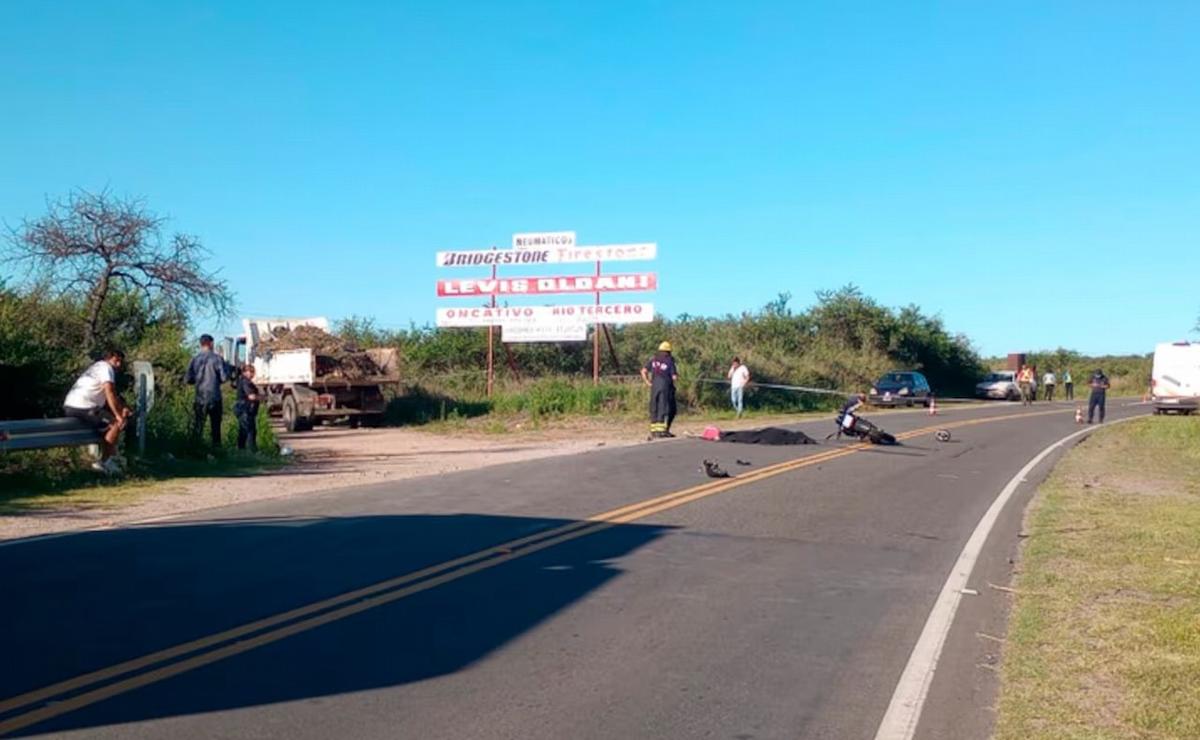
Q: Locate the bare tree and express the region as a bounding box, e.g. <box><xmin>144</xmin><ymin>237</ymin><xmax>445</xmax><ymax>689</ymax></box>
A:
<box><xmin>5</xmin><ymin>189</ymin><xmax>232</xmax><ymax>350</ymax></box>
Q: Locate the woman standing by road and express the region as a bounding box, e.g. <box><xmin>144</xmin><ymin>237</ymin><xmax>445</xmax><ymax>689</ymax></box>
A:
<box><xmin>641</xmin><ymin>341</ymin><xmax>679</xmax><ymax>438</ymax></box>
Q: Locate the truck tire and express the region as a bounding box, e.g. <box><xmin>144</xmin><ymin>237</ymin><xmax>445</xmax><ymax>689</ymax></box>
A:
<box><xmin>349</xmin><ymin>416</ymin><xmax>361</xmax><ymax>429</ymax></box>
<box><xmin>283</xmin><ymin>396</ymin><xmax>303</xmax><ymax>432</ymax></box>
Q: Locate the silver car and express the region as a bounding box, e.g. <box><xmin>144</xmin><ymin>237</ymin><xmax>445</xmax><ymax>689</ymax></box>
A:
<box><xmin>976</xmin><ymin>371</ymin><xmax>1020</xmax><ymax>400</ymax></box>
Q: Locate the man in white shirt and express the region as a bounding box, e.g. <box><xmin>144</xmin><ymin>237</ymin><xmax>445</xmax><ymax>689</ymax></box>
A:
<box><xmin>63</xmin><ymin>349</ymin><xmax>132</xmax><ymax>473</ymax></box>
<box><xmin>727</xmin><ymin>357</ymin><xmax>751</xmax><ymax>417</ymax></box>
<box><xmin>1042</xmin><ymin>369</ymin><xmax>1057</xmax><ymax>401</ymax></box>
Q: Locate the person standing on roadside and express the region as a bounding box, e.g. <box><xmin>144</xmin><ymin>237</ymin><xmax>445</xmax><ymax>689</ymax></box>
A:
<box><xmin>1043</xmin><ymin>368</ymin><xmax>1057</xmax><ymax>401</ymax></box>
<box><xmin>1063</xmin><ymin>368</ymin><xmax>1074</xmax><ymax>401</ymax></box>
<box><xmin>727</xmin><ymin>357</ymin><xmax>751</xmax><ymax>418</ymax></box>
<box><xmin>186</xmin><ymin>334</ymin><xmax>230</xmax><ymax>448</ymax></box>
<box><xmin>641</xmin><ymin>341</ymin><xmax>679</xmax><ymax>438</ymax></box>
<box><xmin>234</xmin><ymin>364</ymin><xmax>261</xmax><ymax>452</ymax></box>
<box><xmin>1087</xmin><ymin>368</ymin><xmax>1110</xmax><ymax>423</ymax></box>
<box><xmin>63</xmin><ymin>349</ymin><xmax>133</xmax><ymax>474</ymax></box>
<box><xmin>1017</xmin><ymin>364</ymin><xmax>1035</xmax><ymax>406</ymax></box>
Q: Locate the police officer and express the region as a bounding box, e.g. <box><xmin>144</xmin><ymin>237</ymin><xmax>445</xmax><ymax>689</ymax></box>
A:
<box><xmin>1087</xmin><ymin>368</ymin><xmax>1110</xmax><ymax>424</ymax></box>
<box><xmin>641</xmin><ymin>341</ymin><xmax>679</xmax><ymax>438</ymax></box>
<box><xmin>186</xmin><ymin>334</ymin><xmax>231</xmax><ymax>448</ymax></box>
<box><xmin>235</xmin><ymin>364</ymin><xmax>261</xmax><ymax>452</ymax></box>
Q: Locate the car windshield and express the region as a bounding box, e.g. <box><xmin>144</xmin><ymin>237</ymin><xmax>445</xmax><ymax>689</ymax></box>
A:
<box><xmin>880</xmin><ymin>373</ymin><xmax>912</xmax><ymax>384</ymax></box>
<box><xmin>984</xmin><ymin>373</ymin><xmax>1011</xmax><ymax>382</ymax></box>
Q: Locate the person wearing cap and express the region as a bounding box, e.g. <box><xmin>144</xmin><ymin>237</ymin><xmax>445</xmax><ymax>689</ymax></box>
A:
<box><xmin>641</xmin><ymin>341</ymin><xmax>679</xmax><ymax>438</ymax></box>
<box><xmin>234</xmin><ymin>364</ymin><xmax>262</xmax><ymax>452</ymax></box>
<box><xmin>186</xmin><ymin>333</ymin><xmax>230</xmax><ymax>448</ymax></box>
<box><xmin>1087</xmin><ymin>368</ymin><xmax>1110</xmax><ymax>423</ymax></box>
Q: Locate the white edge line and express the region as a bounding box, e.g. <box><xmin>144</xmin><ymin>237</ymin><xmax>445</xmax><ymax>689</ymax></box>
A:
<box><xmin>872</xmin><ymin>416</ymin><xmax>1138</xmax><ymax>740</ymax></box>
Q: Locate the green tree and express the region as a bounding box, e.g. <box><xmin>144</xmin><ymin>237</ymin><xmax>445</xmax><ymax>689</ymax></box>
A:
<box><xmin>5</xmin><ymin>189</ymin><xmax>232</xmax><ymax>352</ymax></box>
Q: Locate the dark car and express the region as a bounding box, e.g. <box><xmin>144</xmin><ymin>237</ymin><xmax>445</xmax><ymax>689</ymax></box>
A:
<box><xmin>869</xmin><ymin>371</ymin><xmax>932</xmax><ymax>407</ymax></box>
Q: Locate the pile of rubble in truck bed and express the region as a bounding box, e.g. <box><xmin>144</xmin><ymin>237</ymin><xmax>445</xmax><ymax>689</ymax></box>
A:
<box><xmin>263</xmin><ymin>325</ymin><xmax>382</xmax><ymax>379</ymax></box>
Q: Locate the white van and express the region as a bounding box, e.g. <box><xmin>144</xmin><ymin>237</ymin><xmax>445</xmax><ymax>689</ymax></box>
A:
<box><xmin>1151</xmin><ymin>341</ymin><xmax>1200</xmax><ymax>415</ymax></box>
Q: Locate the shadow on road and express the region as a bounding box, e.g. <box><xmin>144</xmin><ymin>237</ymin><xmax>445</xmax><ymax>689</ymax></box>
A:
<box><xmin>0</xmin><ymin>513</ymin><xmax>670</xmax><ymax>736</ymax></box>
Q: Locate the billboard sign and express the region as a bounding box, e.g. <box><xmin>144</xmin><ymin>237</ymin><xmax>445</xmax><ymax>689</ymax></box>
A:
<box><xmin>437</xmin><ymin>273</ymin><xmax>656</xmax><ymax>297</ymax></box>
<box><xmin>501</xmin><ymin>322</ymin><xmax>588</xmax><ymax>343</ymax></box>
<box><xmin>512</xmin><ymin>231</ymin><xmax>576</xmax><ymax>250</ymax></box>
<box><xmin>436</xmin><ymin>243</ymin><xmax>656</xmax><ymax>267</ymax></box>
<box><xmin>436</xmin><ymin>302</ymin><xmax>655</xmax><ymax>328</ymax></box>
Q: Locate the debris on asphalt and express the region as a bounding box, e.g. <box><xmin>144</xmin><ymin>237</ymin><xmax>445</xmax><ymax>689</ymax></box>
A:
<box><xmin>702</xmin><ymin>460</ymin><xmax>732</xmax><ymax>478</ymax></box>
<box><xmin>935</xmin><ymin>429</ymin><xmax>952</xmax><ymax>442</ymax></box>
<box><xmin>735</xmin><ymin>459</ymin><xmax>752</xmax><ymax>466</ymax></box>
<box><xmin>960</xmin><ymin>588</ymin><xmax>980</xmax><ymax>596</ymax></box>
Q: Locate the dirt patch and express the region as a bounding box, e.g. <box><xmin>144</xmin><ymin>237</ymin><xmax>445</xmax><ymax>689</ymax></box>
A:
<box><xmin>0</xmin><ymin>424</ymin><xmax>640</xmax><ymax>543</ymax></box>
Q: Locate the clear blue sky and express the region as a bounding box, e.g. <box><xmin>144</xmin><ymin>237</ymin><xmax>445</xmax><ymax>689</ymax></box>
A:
<box><xmin>2</xmin><ymin>1</ymin><xmax>1197</xmax><ymax>356</ymax></box>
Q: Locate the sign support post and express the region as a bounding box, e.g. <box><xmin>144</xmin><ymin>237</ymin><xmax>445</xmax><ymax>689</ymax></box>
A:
<box><xmin>592</xmin><ymin>259</ymin><xmax>601</xmax><ymax>385</ymax></box>
<box><xmin>602</xmin><ymin>324</ymin><xmax>621</xmax><ymax>374</ymax></box>
<box><xmin>487</xmin><ymin>261</ymin><xmax>496</xmax><ymax>397</ymax></box>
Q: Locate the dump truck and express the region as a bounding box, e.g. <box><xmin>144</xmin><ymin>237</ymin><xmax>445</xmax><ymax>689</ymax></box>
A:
<box><xmin>223</xmin><ymin>317</ymin><xmax>400</xmax><ymax>432</ymax></box>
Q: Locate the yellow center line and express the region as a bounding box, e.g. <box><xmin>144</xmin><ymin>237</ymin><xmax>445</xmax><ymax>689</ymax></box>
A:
<box><xmin>0</xmin><ymin>406</ymin><xmax>1069</xmax><ymax>736</ymax></box>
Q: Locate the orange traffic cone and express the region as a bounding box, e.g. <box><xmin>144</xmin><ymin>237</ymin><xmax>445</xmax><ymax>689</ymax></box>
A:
<box><xmin>928</xmin><ymin>396</ymin><xmax>938</xmax><ymax>415</ymax></box>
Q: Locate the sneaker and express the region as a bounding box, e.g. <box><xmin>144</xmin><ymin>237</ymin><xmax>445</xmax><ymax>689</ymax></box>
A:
<box><xmin>90</xmin><ymin>461</ymin><xmax>108</xmax><ymax>474</ymax></box>
<box><xmin>102</xmin><ymin>458</ymin><xmax>123</xmax><ymax>475</ymax></box>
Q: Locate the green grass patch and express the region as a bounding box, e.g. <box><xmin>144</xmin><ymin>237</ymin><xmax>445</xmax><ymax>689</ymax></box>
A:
<box><xmin>995</xmin><ymin>416</ymin><xmax>1200</xmax><ymax>740</ymax></box>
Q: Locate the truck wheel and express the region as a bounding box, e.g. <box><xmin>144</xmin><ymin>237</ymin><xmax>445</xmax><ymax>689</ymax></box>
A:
<box><xmin>349</xmin><ymin>416</ymin><xmax>361</xmax><ymax>429</ymax></box>
<box><xmin>283</xmin><ymin>396</ymin><xmax>301</xmax><ymax>432</ymax></box>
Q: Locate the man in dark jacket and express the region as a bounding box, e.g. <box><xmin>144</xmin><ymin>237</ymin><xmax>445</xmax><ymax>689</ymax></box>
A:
<box><xmin>1087</xmin><ymin>368</ymin><xmax>1110</xmax><ymax>424</ymax></box>
<box><xmin>186</xmin><ymin>334</ymin><xmax>230</xmax><ymax>448</ymax></box>
<box><xmin>641</xmin><ymin>341</ymin><xmax>679</xmax><ymax>438</ymax></box>
<box><xmin>235</xmin><ymin>364</ymin><xmax>261</xmax><ymax>452</ymax></box>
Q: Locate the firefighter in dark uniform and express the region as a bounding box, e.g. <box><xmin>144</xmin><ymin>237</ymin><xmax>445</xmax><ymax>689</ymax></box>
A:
<box><xmin>641</xmin><ymin>341</ymin><xmax>679</xmax><ymax>438</ymax></box>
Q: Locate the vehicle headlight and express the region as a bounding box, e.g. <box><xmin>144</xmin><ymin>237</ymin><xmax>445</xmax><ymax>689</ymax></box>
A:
<box><xmin>899</xmin><ymin>387</ymin><xmax>910</xmax><ymax>395</ymax></box>
<box><xmin>870</xmin><ymin>387</ymin><xmax>877</xmax><ymax>395</ymax></box>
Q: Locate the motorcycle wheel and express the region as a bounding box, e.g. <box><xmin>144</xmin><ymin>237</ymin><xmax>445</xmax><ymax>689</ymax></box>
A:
<box><xmin>869</xmin><ymin>430</ymin><xmax>898</xmax><ymax>445</ymax></box>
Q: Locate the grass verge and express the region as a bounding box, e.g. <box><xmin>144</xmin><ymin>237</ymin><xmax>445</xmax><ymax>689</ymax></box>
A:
<box><xmin>0</xmin><ymin>450</ymin><xmax>286</xmax><ymax>515</ymax></box>
<box><xmin>995</xmin><ymin>416</ymin><xmax>1200</xmax><ymax>740</ymax></box>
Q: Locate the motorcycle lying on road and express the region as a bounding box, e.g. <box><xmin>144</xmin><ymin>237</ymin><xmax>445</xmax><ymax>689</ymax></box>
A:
<box><xmin>829</xmin><ymin>412</ymin><xmax>898</xmax><ymax>445</ymax></box>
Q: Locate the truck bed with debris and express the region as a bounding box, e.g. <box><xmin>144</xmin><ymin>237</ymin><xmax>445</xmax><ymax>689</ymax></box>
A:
<box><xmin>233</xmin><ymin>318</ymin><xmax>399</xmax><ymax>431</ymax></box>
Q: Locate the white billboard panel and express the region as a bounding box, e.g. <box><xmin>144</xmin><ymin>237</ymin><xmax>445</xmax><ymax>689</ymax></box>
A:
<box><xmin>501</xmin><ymin>322</ymin><xmax>588</xmax><ymax>343</ymax></box>
<box><xmin>512</xmin><ymin>231</ymin><xmax>576</xmax><ymax>250</ymax></box>
<box><xmin>436</xmin><ymin>243</ymin><xmax>656</xmax><ymax>267</ymax></box>
<box><xmin>436</xmin><ymin>303</ymin><xmax>655</xmax><ymax>328</ymax></box>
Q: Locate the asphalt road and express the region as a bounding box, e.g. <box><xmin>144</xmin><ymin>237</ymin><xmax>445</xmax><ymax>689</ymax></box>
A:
<box><xmin>0</xmin><ymin>400</ymin><xmax>1146</xmax><ymax>739</ymax></box>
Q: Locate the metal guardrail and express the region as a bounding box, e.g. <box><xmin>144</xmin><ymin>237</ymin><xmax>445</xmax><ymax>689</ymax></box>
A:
<box><xmin>0</xmin><ymin>418</ymin><xmax>102</xmax><ymax>452</ymax></box>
